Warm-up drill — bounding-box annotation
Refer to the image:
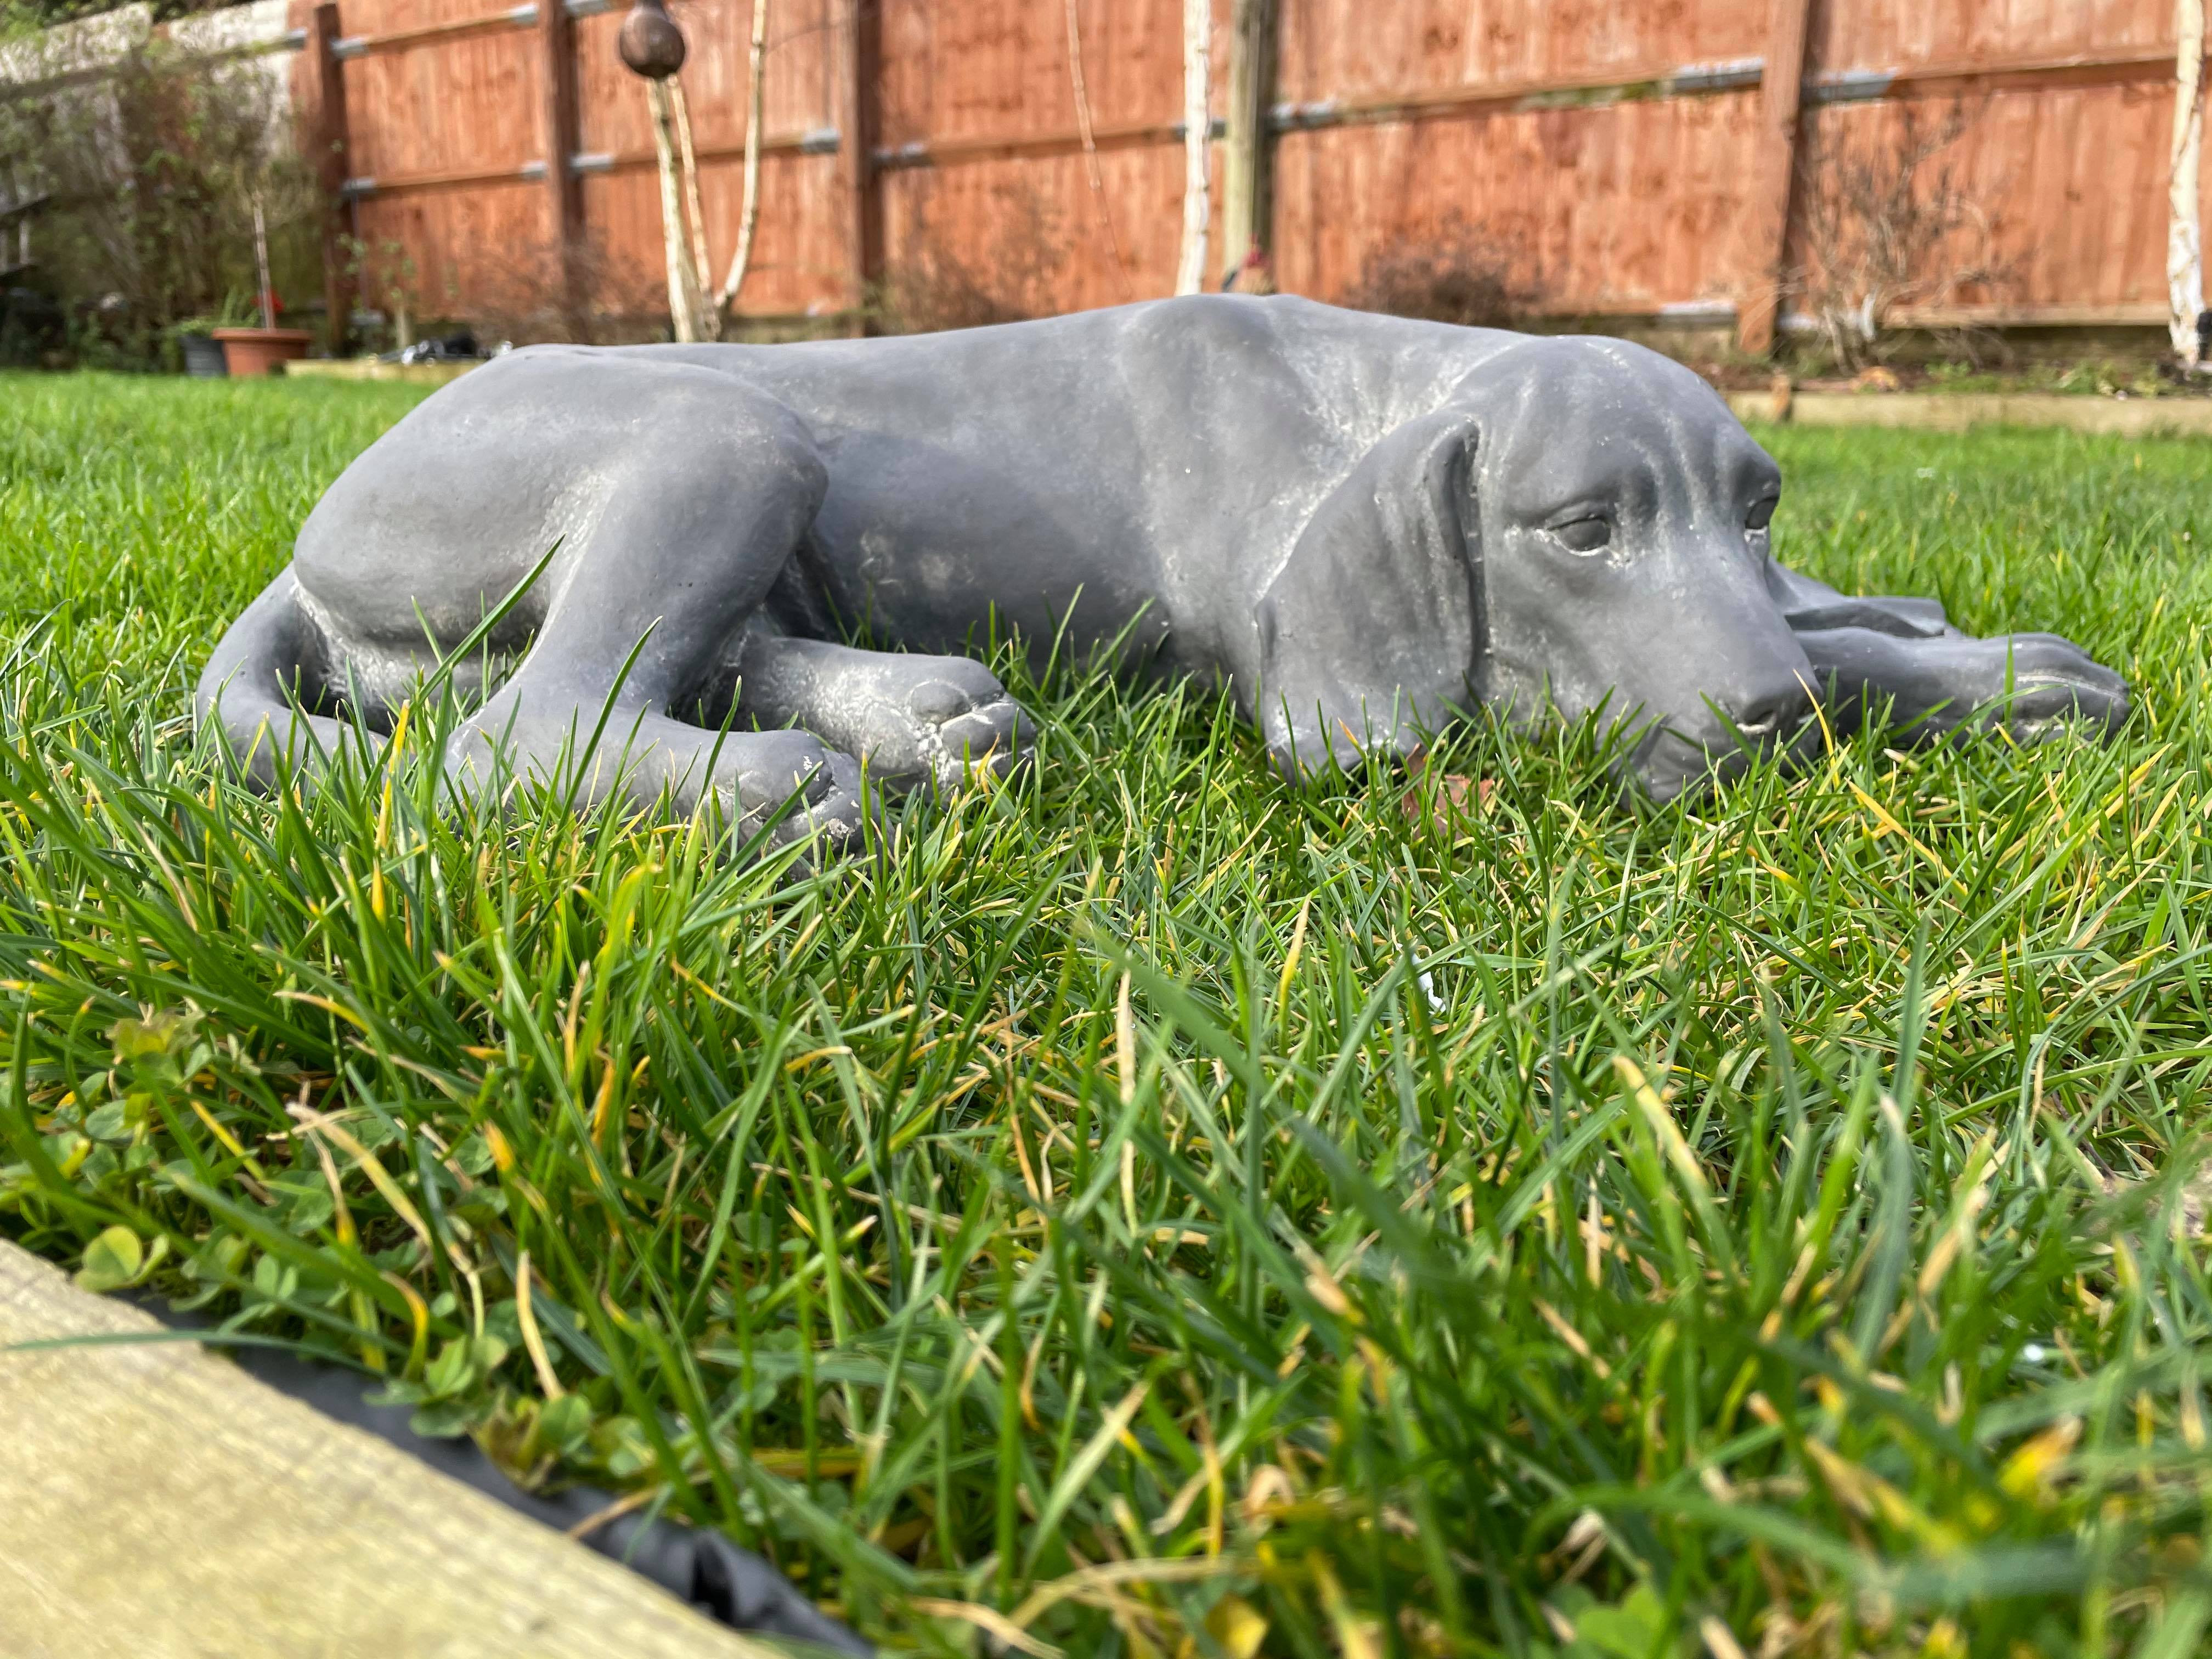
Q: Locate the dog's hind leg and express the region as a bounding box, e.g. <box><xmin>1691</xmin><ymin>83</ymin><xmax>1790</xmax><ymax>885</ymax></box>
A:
<box><xmin>194</xmin><ymin>566</ymin><xmax>383</xmax><ymax>791</ymax></box>
<box><xmin>423</xmin><ymin>357</ymin><xmax>865</xmax><ymax>848</ymax></box>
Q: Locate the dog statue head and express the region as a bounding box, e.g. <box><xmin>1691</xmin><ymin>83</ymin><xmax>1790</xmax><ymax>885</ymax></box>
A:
<box><xmin>1255</xmin><ymin>334</ymin><xmax>1816</xmax><ymax>801</ymax></box>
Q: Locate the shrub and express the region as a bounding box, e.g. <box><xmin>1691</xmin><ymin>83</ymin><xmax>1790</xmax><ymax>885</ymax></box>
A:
<box><xmin>874</xmin><ymin>178</ymin><xmax>1065</xmax><ymax>334</ymax></box>
<box><xmin>1791</xmin><ymin>99</ymin><xmax>2015</xmax><ymax>374</ymax></box>
<box><xmin>0</xmin><ymin>16</ymin><xmax>318</xmax><ymax>366</ymax></box>
<box><xmin>450</xmin><ymin>232</ymin><xmax>667</xmax><ymax>348</ymax></box>
<box><xmin>1341</xmin><ymin>212</ymin><xmax>1531</xmax><ymax>330</ymax></box>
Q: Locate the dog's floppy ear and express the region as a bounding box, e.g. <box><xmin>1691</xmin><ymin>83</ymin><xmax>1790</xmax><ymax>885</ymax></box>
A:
<box><xmin>1254</xmin><ymin>405</ymin><xmax>1483</xmax><ymax>779</ymax></box>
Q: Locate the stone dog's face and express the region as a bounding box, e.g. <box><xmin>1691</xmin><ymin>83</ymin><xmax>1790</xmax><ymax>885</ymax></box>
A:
<box><xmin>1468</xmin><ymin>340</ymin><xmax>1817</xmax><ymax>800</ymax></box>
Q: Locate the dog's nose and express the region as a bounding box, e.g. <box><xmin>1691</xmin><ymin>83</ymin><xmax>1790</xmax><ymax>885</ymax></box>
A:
<box><xmin>1724</xmin><ymin>678</ymin><xmax>1815</xmax><ymax>743</ymax></box>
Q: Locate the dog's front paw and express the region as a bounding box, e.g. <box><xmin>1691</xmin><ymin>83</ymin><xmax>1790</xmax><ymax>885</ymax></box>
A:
<box><xmin>1909</xmin><ymin>632</ymin><xmax>2131</xmax><ymax>745</ymax></box>
<box><xmin>1987</xmin><ymin>633</ymin><xmax>2131</xmax><ymax>743</ymax></box>
<box><xmin>909</xmin><ymin>680</ymin><xmax>1036</xmax><ymax>790</ymax></box>
<box><xmin>759</xmin><ymin>749</ymin><xmax>870</xmax><ymax>861</ymax></box>
<box><xmin>709</xmin><ymin>729</ymin><xmax>861</xmax><ymax>854</ymax></box>
<box><xmin>731</xmin><ymin>635</ymin><xmax>1038</xmax><ymax>795</ymax></box>
<box><xmin>864</xmin><ymin>658</ymin><xmax>1036</xmax><ymax>792</ymax></box>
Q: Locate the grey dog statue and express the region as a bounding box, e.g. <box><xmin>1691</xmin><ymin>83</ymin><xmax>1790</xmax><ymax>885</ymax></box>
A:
<box><xmin>200</xmin><ymin>295</ymin><xmax>2128</xmax><ymax>839</ymax></box>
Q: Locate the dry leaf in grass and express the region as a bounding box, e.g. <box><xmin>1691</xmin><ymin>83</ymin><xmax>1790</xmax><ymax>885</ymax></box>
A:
<box><xmin>2096</xmin><ymin>1163</ymin><xmax>2212</xmax><ymax>1238</ymax></box>
<box><xmin>1400</xmin><ymin>748</ymin><xmax>1493</xmax><ymax>832</ymax></box>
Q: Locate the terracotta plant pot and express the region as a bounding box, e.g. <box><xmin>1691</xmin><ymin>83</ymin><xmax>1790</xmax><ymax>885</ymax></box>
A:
<box><xmin>212</xmin><ymin>326</ymin><xmax>313</xmax><ymax>377</ymax></box>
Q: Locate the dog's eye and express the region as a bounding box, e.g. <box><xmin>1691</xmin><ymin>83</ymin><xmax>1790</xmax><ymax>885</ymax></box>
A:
<box><xmin>1551</xmin><ymin>517</ymin><xmax>1612</xmax><ymax>554</ymax></box>
<box><xmin>1746</xmin><ymin>497</ymin><xmax>1778</xmax><ymax>533</ymax></box>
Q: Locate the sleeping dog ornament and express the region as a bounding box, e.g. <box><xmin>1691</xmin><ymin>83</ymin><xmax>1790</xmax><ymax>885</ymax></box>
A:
<box><xmin>199</xmin><ymin>295</ymin><xmax>2129</xmax><ymax>838</ymax></box>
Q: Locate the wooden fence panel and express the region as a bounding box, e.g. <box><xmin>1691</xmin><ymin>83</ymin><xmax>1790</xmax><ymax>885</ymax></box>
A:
<box><xmin>343</xmin><ymin>27</ymin><xmax>541</xmax><ymax>180</ymax></box>
<box><xmin>1274</xmin><ymin>0</ymin><xmax>1765</xmax><ymax>101</ymax></box>
<box><xmin>294</xmin><ymin>0</ymin><xmax>556</xmax><ymax>324</ymax></box>
<box><xmin>280</xmin><ymin>0</ymin><xmax>2204</xmax><ymax>341</ymax></box>
<box><xmin>1812</xmin><ymin>0</ymin><xmax>2168</xmax><ymax>68</ymax></box>
<box><xmin>872</xmin><ymin>0</ymin><xmax>1201</xmax><ymax>313</ymax></box>
<box><xmin>1792</xmin><ymin>77</ymin><xmax>2179</xmax><ymax>320</ymax></box>
<box><xmin>878</xmin><ymin>0</ymin><xmax>1188</xmax><ymax>145</ymax></box>
<box><xmin>879</xmin><ymin>147</ymin><xmax>1205</xmax><ymax>313</ymax></box>
<box><xmin>1266</xmin><ymin>0</ymin><xmax>1774</xmax><ymax>316</ymax></box>
<box><xmin>572</xmin><ymin>0</ymin><xmax>832</xmax><ymax>160</ymax></box>
<box><xmin>1273</xmin><ymin>91</ymin><xmax>1770</xmax><ymax>312</ymax></box>
<box><xmin>578</xmin><ymin>151</ymin><xmax>848</xmax><ymax>315</ymax></box>
<box><xmin>570</xmin><ymin>0</ymin><xmax>844</xmax><ymax>315</ymax></box>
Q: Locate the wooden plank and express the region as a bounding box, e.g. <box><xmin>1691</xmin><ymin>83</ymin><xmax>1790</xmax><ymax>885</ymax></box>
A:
<box><xmin>346</xmin><ymin>160</ymin><xmax>546</xmax><ymax>195</ymax></box>
<box><xmin>1738</xmin><ymin>0</ymin><xmax>1813</xmax><ymax>353</ymax></box>
<box><xmin>0</xmin><ymin>1240</ymin><xmax>758</xmax><ymax>1659</ymax></box>
<box><xmin>1801</xmin><ymin>46</ymin><xmax>2175</xmax><ymax>103</ymax></box>
<box><xmin>286</xmin><ymin>357</ymin><xmax>483</xmax><ymax>381</ymax></box>
<box><xmin>1887</xmin><ymin>301</ymin><xmax>2168</xmax><ymax>326</ymax></box>
<box><xmin>585</xmin><ymin>129</ymin><xmax>832</xmax><ymax>172</ymax></box>
<box><xmin>874</xmin><ymin>114</ymin><xmax>1186</xmax><ymax>169</ymax></box>
<box><xmin>1268</xmin><ymin>57</ymin><xmax>1766</xmax><ymax>133</ymax></box>
<box><xmin>341</xmin><ymin>5</ymin><xmax>535</xmax><ymax>58</ymax></box>
<box><xmin>310</xmin><ymin>1</ymin><xmax>356</xmax><ymax>354</ymax></box>
<box><xmin>538</xmin><ymin>0</ymin><xmax>585</xmax><ymax>324</ymax></box>
<box><xmin>1730</xmin><ymin>388</ymin><xmax>2212</xmax><ymax>436</ymax></box>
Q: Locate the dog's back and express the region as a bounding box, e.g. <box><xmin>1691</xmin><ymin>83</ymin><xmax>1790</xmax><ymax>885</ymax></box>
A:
<box><xmin>627</xmin><ymin>295</ymin><xmax>1521</xmax><ymax>675</ymax></box>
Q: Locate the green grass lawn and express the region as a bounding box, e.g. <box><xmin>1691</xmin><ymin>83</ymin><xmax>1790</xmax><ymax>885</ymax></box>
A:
<box><xmin>4</xmin><ymin>370</ymin><xmax>2212</xmax><ymax>1658</ymax></box>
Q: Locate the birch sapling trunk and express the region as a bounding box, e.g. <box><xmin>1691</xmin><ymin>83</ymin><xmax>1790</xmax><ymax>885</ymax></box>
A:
<box><xmin>646</xmin><ymin>77</ymin><xmax>708</xmax><ymax>342</ymax></box>
<box><xmin>670</xmin><ymin>79</ymin><xmax>719</xmax><ymax>341</ymax></box>
<box><xmin>2173</xmin><ymin>0</ymin><xmax>2207</xmax><ymax>367</ymax></box>
<box><xmin>716</xmin><ymin>0</ymin><xmax>771</xmax><ymax>314</ymax></box>
<box><xmin>1175</xmin><ymin>0</ymin><xmax>1210</xmax><ymax>297</ymax></box>
<box><xmin>251</xmin><ymin>193</ymin><xmax>275</xmax><ymax>330</ymax></box>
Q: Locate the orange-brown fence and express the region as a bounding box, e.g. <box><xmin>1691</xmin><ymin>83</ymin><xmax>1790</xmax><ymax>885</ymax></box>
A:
<box><xmin>286</xmin><ymin>0</ymin><xmax>2210</xmax><ymax>346</ymax></box>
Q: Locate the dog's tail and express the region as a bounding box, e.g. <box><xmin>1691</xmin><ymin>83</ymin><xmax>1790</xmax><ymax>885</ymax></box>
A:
<box><xmin>195</xmin><ymin>566</ymin><xmax>377</xmax><ymax>791</ymax></box>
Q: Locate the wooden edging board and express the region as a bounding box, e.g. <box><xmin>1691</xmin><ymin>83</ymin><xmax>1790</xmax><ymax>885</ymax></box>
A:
<box><xmin>1728</xmin><ymin>388</ymin><xmax>2212</xmax><ymax>437</ymax></box>
<box><xmin>0</xmin><ymin>1238</ymin><xmax>763</xmax><ymax>1659</ymax></box>
<box><xmin>283</xmin><ymin>358</ymin><xmax>482</xmax><ymax>386</ymax></box>
<box><xmin>275</xmin><ymin>363</ymin><xmax>2212</xmax><ymax>439</ymax></box>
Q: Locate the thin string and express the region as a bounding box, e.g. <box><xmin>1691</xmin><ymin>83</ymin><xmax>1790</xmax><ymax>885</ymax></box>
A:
<box><xmin>1066</xmin><ymin>0</ymin><xmax>1136</xmax><ymax>303</ymax></box>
